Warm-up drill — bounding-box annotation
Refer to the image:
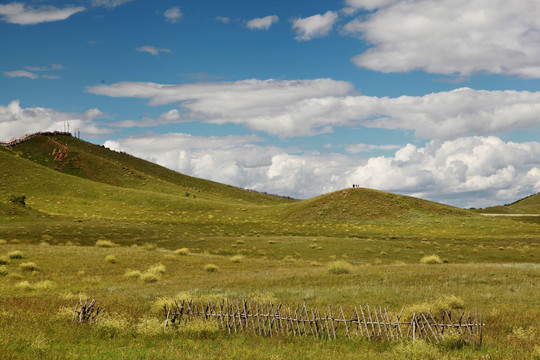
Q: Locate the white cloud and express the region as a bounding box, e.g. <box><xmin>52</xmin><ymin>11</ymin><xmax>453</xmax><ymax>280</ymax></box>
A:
<box><xmin>4</xmin><ymin>70</ymin><xmax>38</xmax><ymax>79</ymax></box>
<box><xmin>24</xmin><ymin>64</ymin><xmax>63</xmax><ymax>71</ymax></box>
<box><xmin>0</xmin><ymin>2</ymin><xmax>85</xmax><ymax>25</ymax></box>
<box><xmin>344</xmin><ymin>0</ymin><xmax>540</xmax><ymax>78</ymax></box>
<box><xmin>136</xmin><ymin>46</ymin><xmax>172</xmax><ymax>56</ymax></box>
<box><xmin>216</xmin><ymin>16</ymin><xmax>230</xmax><ymax>24</ymax></box>
<box><xmin>164</xmin><ymin>6</ymin><xmax>182</xmax><ymax>24</ymax></box>
<box><xmin>103</xmin><ymin>133</ymin><xmax>540</xmax><ymax>208</ymax></box>
<box><xmin>91</xmin><ymin>0</ymin><xmax>134</xmax><ymax>8</ymax></box>
<box><xmin>110</xmin><ymin>109</ymin><xmax>184</xmax><ymax>128</ymax></box>
<box><xmin>87</xmin><ymin>79</ymin><xmax>540</xmax><ymax>139</ymax></box>
<box><xmin>345</xmin><ymin>143</ymin><xmax>401</xmax><ymax>154</ymax></box>
<box><xmin>292</xmin><ymin>11</ymin><xmax>338</xmax><ymax>41</ymax></box>
<box><xmin>246</xmin><ymin>15</ymin><xmax>278</xmax><ymax>30</ymax></box>
<box><xmin>0</xmin><ymin>100</ymin><xmax>108</xmax><ymax>140</ymax></box>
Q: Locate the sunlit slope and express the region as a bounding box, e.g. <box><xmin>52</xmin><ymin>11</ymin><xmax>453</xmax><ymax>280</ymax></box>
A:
<box><xmin>477</xmin><ymin>192</ymin><xmax>540</xmax><ymax>214</ymax></box>
<box><xmin>0</xmin><ymin>145</ymin><xmax>262</xmax><ymax>221</ymax></box>
<box><xmin>284</xmin><ymin>187</ymin><xmax>473</xmax><ymax>222</ymax></box>
<box><xmin>10</xmin><ymin>134</ymin><xmax>292</xmax><ymax>206</ymax></box>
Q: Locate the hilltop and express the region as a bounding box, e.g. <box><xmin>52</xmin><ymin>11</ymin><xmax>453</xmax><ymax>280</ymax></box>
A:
<box><xmin>474</xmin><ymin>192</ymin><xmax>540</xmax><ymax>214</ymax></box>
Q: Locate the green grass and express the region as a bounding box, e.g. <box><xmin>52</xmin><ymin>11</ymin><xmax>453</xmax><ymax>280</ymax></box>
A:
<box><xmin>0</xmin><ymin>134</ymin><xmax>539</xmax><ymax>359</ymax></box>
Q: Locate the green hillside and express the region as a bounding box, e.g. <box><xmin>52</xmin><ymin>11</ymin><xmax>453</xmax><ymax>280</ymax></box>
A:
<box><xmin>285</xmin><ymin>187</ymin><xmax>472</xmax><ymax>222</ymax></box>
<box><xmin>475</xmin><ymin>192</ymin><xmax>540</xmax><ymax>214</ymax></box>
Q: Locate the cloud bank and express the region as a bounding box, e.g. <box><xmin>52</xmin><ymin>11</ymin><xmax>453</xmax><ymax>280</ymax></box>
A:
<box><xmin>344</xmin><ymin>0</ymin><xmax>540</xmax><ymax>77</ymax></box>
<box><xmin>88</xmin><ymin>80</ymin><xmax>540</xmax><ymax>139</ymax></box>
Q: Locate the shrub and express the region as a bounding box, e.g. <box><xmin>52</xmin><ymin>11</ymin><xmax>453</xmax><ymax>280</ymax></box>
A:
<box><xmin>9</xmin><ymin>194</ymin><xmax>25</xmax><ymax>206</ymax></box>
<box><xmin>19</xmin><ymin>262</ymin><xmax>38</xmax><ymax>272</ymax></box>
<box><xmin>7</xmin><ymin>250</ymin><xmax>23</xmax><ymax>259</ymax></box>
<box><xmin>175</xmin><ymin>248</ymin><xmax>190</xmax><ymax>256</ymax></box>
<box><xmin>140</xmin><ymin>272</ymin><xmax>160</xmax><ymax>283</ymax></box>
<box><xmin>0</xmin><ymin>256</ymin><xmax>8</xmax><ymax>265</ymax></box>
<box><xmin>230</xmin><ymin>255</ymin><xmax>243</xmax><ymax>263</ymax></box>
<box><xmin>420</xmin><ymin>254</ymin><xmax>443</xmax><ymax>264</ymax></box>
<box><xmin>105</xmin><ymin>255</ymin><xmax>117</xmax><ymax>264</ymax></box>
<box><xmin>124</xmin><ymin>270</ymin><xmax>142</xmax><ymax>279</ymax></box>
<box><xmin>95</xmin><ymin>240</ymin><xmax>117</xmax><ymax>248</ymax></box>
<box><xmin>0</xmin><ymin>265</ymin><xmax>8</xmax><ymax>276</ymax></box>
<box><xmin>327</xmin><ymin>260</ymin><xmax>353</xmax><ymax>274</ymax></box>
<box><xmin>204</xmin><ymin>264</ymin><xmax>219</xmax><ymax>273</ymax></box>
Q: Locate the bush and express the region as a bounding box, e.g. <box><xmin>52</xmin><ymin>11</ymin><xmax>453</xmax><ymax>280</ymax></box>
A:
<box><xmin>9</xmin><ymin>194</ymin><xmax>25</xmax><ymax>206</ymax></box>
<box><xmin>95</xmin><ymin>240</ymin><xmax>118</xmax><ymax>248</ymax></box>
<box><xmin>19</xmin><ymin>262</ymin><xmax>38</xmax><ymax>271</ymax></box>
<box><xmin>7</xmin><ymin>250</ymin><xmax>23</xmax><ymax>259</ymax></box>
<box><xmin>204</xmin><ymin>264</ymin><xmax>219</xmax><ymax>273</ymax></box>
<box><xmin>327</xmin><ymin>260</ymin><xmax>353</xmax><ymax>274</ymax></box>
<box><xmin>420</xmin><ymin>254</ymin><xmax>443</xmax><ymax>264</ymax></box>
<box><xmin>175</xmin><ymin>248</ymin><xmax>190</xmax><ymax>256</ymax></box>
<box><xmin>105</xmin><ymin>255</ymin><xmax>117</xmax><ymax>264</ymax></box>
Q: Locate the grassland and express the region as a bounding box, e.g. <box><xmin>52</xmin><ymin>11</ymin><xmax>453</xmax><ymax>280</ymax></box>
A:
<box><xmin>0</xmin><ymin>134</ymin><xmax>539</xmax><ymax>359</ymax></box>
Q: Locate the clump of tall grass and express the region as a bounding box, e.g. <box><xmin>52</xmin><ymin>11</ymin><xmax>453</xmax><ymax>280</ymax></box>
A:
<box><xmin>105</xmin><ymin>255</ymin><xmax>117</xmax><ymax>264</ymax></box>
<box><xmin>147</xmin><ymin>263</ymin><xmax>166</xmax><ymax>275</ymax></box>
<box><xmin>0</xmin><ymin>239</ymin><xmax>7</xmax><ymax>245</ymax></box>
<box><xmin>123</xmin><ymin>269</ymin><xmax>142</xmax><ymax>279</ymax></box>
<box><xmin>95</xmin><ymin>240</ymin><xmax>118</xmax><ymax>248</ymax></box>
<box><xmin>392</xmin><ymin>340</ymin><xmax>440</xmax><ymax>360</ymax></box>
<box><xmin>140</xmin><ymin>272</ymin><xmax>160</xmax><ymax>283</ymax></box>
<box><xmin>249</xmin><ymin>290</ymin><xmax>277</xmax><ymax>303</ymax></box>
<box><xmin>15</xmin><ymin>281</ymin><xmax>34</xmax><ymax>291</ymax></box>
<box><xmin>327</xmin><ymin>260</ymin><xmax>353</xmax><ymax>274</ymax></box>
<box><xmin>0</xmin><ymin>256</ymin><xmax>8</xmax><ymax>265</ymax></box>
<box><xmin>204</xmin><ymin>264</ymin><xmax>219</xmax><ymax>273</ymax></box>
<box><xmin>94</xmin><ymin>314</ymin><xmax>129</xmax><ymax>338</ymax></box>
<box><xmin>420</xmin><ymin>254</ymin><xmax>443</xmax><ymax>264</ymax></box>
<box><xmin>175</xmin><ymin>248</ymin><xmax>189</xmax><ymax>256</ymax></box>
<box><xmin>532</xmin><ymin>345</ymin><xmax>540</xmax><ymax>360</ymax></box>
<box><xmin>403</xmin><ymin>295</ymin><xmax>465</xmax><ymax>320</ymax></box>
<box><xmin>176</xmin><ymin>317</ymin><xmax>221</xmax><ymax>339</ymax></box>
<box><xmin>34</xmin><ymin>280</ymin><xmax>55</xmax><ymax>290</ymax></box>
<box><xmin>438</xmin><ymin>331</ymin><xmax>467</xmax><ymax>350</ymax></box>
<box><xmin>7</xmin><ymin>250</ymin><xmax>23</xmax><ymax>259</ymax></box>
<box><xmin>136</xmin><ymin>316</ymin><xmax>164</xmax><ymax>336</ymax></box>
<box><xmin>142</xmin><ymin>243</ymin><xmax>157</xmax><ymax>251</ymax></box>
<box><xmin>230</xmin><ymin>255</ymin><xmax>243</xmax><ymax>263</ymax></box>
<box><xmin>0</xmin><ymin>265</ymin><xmax>8</xmax><ymax>276</ymax></box>
<box><xmin>19</xmin><ymin>262</ymin><xmax>38</xmax><ymax>271</ymax></box>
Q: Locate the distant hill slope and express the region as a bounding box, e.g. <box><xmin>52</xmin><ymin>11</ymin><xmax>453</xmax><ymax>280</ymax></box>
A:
<box><xmin>284</xmin><ymin>187</ymin><xmax>472</xmax><ymax>222</ymax></box>
<box><xmin>7</xmin><ymin>134</ymin><xmax>292</xmax><ymax>206</ymax></box>
<box><xmin>478</xmin><ymin>192</ymin><xmax>540</xmax><ymax>214</ymax></box>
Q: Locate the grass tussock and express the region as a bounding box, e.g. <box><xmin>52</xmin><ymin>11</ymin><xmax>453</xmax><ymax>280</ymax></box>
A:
<box><xmin>95</xmin><ymin>240</ymin><xmax>118</xmax><ymax>248</ymax></box>
<box><xmin>0</xmin><ymin>265</ymin><xmax>7</xmax><ymax>276</ymax></box>
<box><xmin>105</xmin><ymin>255</ymin><xmax>118</xmax><ymax>264</ymax></box>
<box><xmin>204</xmin><ymin>264</ymin><xmax>219</xmax><ymax>273</ymax></box>
<box><xmin>7</xmin><ymin>250</ymin><xmax>24</xmax><ymax>259</ymax></box>
<box><xmin>229</xmin><ymin>255</ymin><xmax>243</xmax><ymax>263</ymax></box>
<box><xmin>15</xmin><ymin>281</ymin><xmax>34</xmax><ymax>291</ymax></box>
<box><xmin>123</xmin><ymin>269</ymin><xmax>142</xmax><ymax>279</ymax></box>
<box><xmin>135</xmin><ymin>316</ymin><xmax>164</xmax><ymax>336</ymax></box>
<box><xmin>420</xmin><ymin>254</ymin><xmax>443</xmax><ymax>264</ymax></box>
<box><xmin>403</xmin><ymin>295</ymin><xmax>465</xmax><ymax>320</ymax></box>
<box><xmin>140</xmin><ymin>272</ymin><xmax>160</xmax><ymax>283</ymax></box>
<box><xmin>95</xmin><ymin>314</ymin><xmax>129</xmax><ymax>338</ymax></box>
<box><xmin>175</xmin><ymin>248</ymin><xmax>190</xmax><ymax>256</ymax></box>
<box><xmin>19</xmin><ymin>262</ymin><xmax>38</xmax><ymax>271</ymax></box>
<box><xmin>327</xmin><ymin>260</ymin><xmax>353</xmax><ymax>274</ymax></box>
<box><xmin>175</xmin><ymin>317</ymin><xmax>221</xmax><ymax>339</ymax></box>
<box><xmin>0</xmin><ymin>255</ymin><xmax>8</xmax><ymax>264</ymax></box>
<box><xmin>391</xmin><ymin>340</ymin><xmax>440</xmax><ymax>360</ymax></box>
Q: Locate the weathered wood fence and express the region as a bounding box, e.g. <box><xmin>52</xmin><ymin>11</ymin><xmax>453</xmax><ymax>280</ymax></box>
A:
<box><xmin>72</xmin><ymin>297</ymin><xmax>105</xmax><ymax>325</ymax></box>
<box><xmin>0</xmin><ymin>131</ymin><xmax>72</xmax><ymax>147</ymax></box>
<box><xmin>164</xmin><ymin>299</ymin><xmax>484</xmax><ymax>344</ymax></box>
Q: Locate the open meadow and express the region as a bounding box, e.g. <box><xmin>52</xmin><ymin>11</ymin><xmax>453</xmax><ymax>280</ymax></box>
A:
<box><xmin>0</xmin><ymin>134</ymin><xmax>539</xmax><ymax>359</ymax></box>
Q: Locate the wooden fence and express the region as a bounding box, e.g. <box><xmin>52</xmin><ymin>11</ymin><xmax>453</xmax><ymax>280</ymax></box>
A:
<box><xmin>0</xmin><ymin>131</ymin><xmax>72</xmax><ymax>147</ymax></box>
<box><xmin>164</xmin><ymin>299</ymin><xmax>484</xmax><ymax>344</ymax></box>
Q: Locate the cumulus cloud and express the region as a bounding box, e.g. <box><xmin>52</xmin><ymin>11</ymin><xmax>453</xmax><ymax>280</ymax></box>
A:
<box><xmin>246</xmin><ymin>15</ymin><xmax>278</xmax><ymax>30</ymax></box>
<box><xmin>136</xmin><ymin>46</ymin><xmax>172</xmax><ymax>56</ymax></box>
<box><xmin>164</xmin><ymin>6</ymin><xmax>182</xmax><ymax>23</ymax></box>
<box><xmin>344</xmin><ymin>0</ymin><xmax>540</xmax><ymax>78</ymax></box>
<box><xmin>91</xmin><ymin>0</ymin><xmax>134</xmax><ymax>8</ymax></box>
<box><xmin>87</xmin><ymin>79</ymin><xmax>540</xmax><ymax>139</ymax></box>
<box><xmin>0</xmin><ymin>100</ymin><xmax>108</xmax><ymax>141</ymax></box>
<box><xmin>345</xmin><ymin>143</ymin><xmax>401</xmax><ymax>154</ymax></box>
<box><xmin>0</xmin><ymin>2</ymin><xmax>85</xmax><ymax>25</ymax></box>
<box><xmin>292</xmin><ymin>11</ymin><xmax>338</xmax><ymax>41</ymax></box>
<box><xmin>103</xmin><ymin>133</ymin><xmax>540</xmax><ymax>208</ymax></box>
<box><xmin>110</xmin><ymin>109</ymin><xmax>185</xmax><ymax>128</ymax></box>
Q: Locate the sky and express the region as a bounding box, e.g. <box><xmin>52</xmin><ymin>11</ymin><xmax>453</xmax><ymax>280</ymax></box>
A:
<box><xmin>2</xmin><ymin>0</ymin><xmax>540</xmax><ymax>208</ymax></box>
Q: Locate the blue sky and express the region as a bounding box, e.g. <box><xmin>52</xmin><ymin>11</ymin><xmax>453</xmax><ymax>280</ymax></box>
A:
<box><xmin>2</xmin><ymin>0</ymin><xmax>540</xmax><ymax>208</ymax></box>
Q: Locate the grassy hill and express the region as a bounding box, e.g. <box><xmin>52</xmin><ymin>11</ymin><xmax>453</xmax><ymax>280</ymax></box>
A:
<box><xmin>474</xmin><ymin>192</ymin><xmax>540</xmax><ymax>214</ymax></box>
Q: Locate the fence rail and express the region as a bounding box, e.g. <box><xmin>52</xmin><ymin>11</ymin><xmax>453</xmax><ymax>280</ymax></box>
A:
<box><xmin>164</xmin><ymin>299</ymin><xmax>484</xmax><ymax>344</ymax></box>
<box><xmin>0</xmin><ymin>131</ymin><xmax>72</xmax><ymax>147</ymax></box>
